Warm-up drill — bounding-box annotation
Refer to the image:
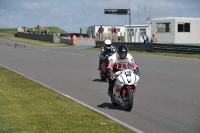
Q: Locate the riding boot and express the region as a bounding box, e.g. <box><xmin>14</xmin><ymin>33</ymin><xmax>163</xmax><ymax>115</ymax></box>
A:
<box><xmin>98</xmin><ymin>64</ymin><xmax>100</xmax><ymax>70</ymax></box>
<box><xmin>108</xmin><ymin>85</ymin><xmax>113</xmax><ymax>94</ymax></box>
<box><xmin>98</xmin><ymin>60</ymin><xmax>102</xmax><ymax>70</ymax></box>
<box><xmin>107</xmin><ymin>85</ymin><xmax>114</xmax><ymax>99</ymax></box>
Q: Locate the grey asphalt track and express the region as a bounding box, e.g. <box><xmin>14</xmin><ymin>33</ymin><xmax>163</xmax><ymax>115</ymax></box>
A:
<box><xmin>0</xmin><ymin>38</ymin><xmax>200</xmax><ymax>133</ymax></box>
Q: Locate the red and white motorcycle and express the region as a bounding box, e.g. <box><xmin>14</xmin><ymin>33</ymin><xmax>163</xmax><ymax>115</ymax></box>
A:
<box><xmin>108</xmin><ymin>63</ymin><xmax>140</xmax><ymax>111</ymax></box>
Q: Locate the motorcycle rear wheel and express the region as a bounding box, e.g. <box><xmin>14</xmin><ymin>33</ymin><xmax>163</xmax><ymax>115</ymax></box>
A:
<box><xmin>124</xmin><ymin>89</ymin><xmax>134</xmax><ymax>111</ymax></box>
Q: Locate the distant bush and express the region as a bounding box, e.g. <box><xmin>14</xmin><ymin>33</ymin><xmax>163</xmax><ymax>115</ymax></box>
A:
<box><xmin>29</xmin><ymin>26</ymin><xmax>67</xmax><ymax>34</ymax></box>
<box><xmin>0</xmin><ymin>28</ymin><xmax>18</xmax><ymax>34</ymax></box>
<box><xmin>0</xmin><ymin>27</ymin><xmax>67</xmax><ymax>34</ymax></box>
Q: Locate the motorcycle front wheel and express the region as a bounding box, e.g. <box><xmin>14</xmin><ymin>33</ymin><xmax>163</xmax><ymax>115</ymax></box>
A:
<box><xmin>124</xmin><ymin>89</ymin><xmax>134</xmax><ymax>111</ymax></box>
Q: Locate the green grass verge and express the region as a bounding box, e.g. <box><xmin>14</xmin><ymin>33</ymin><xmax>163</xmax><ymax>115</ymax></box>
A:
<box><xmin>87</xmin><ymin>47</ymin><xmax>200</xmax><ymax>59</ymax></box>
<box><xmin>0</xmin><ymin>27</ymin><xmax>67</xmax><ymax>34</ymax></box>
<box><xmin>1</xmin><ymin>32</ymin><xmax>199</xmax><ymax>59</ymax></box>
<box><xmin>0</xmin><ymin>35</ymin><xmax>71</xmax><ymax>47</ymax></box>
<box><xmin>0</xmin><ymin>28</ymin><xmax>17</xmax><ymax>34</ymax></box>
<box><xmin>0</xmin><ymin>66</ymin><xmax>135</xmax><ymax>133</ymax></box>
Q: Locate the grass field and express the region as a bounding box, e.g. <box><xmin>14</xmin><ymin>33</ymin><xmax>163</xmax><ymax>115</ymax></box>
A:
<box><xmin>1</xmin><ymin>33</ymin><xmax>200</xmax><ymax>59</ymax></box>
<box><xmin>0</xmin><ymin>27</ymin><xmax>67</xmax><ymax>34</ymax></box>
<box><xmin>0</xmin><ymin>35</ymin><xmax>70</xmax><ymax>47</ymax></box>
<box><xmin>0</xmin><ymin>66</ymin><xmax>135</xmax><ymax>133</ymax></box>
<box><xmin>0</xmin><ymin>28</ymin><xmax>18</xmax><ymax>34</ymax></box>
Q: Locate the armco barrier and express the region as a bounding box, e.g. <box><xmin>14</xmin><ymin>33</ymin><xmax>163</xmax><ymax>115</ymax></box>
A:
<box><xmin>96</xmin><ymin>41</ymin><xmax>200</xmax><ymax>54</ymax></box>
<box><xmin>152</xmin><ymin>43</ymin><xmax>200</xmax><ymax>54</ymax></box>
<box><xmin>60</xmin><ymin>37</ymin><xmax>73</xmax><ymax>45</ymax></box>
<box><xmin>16</xmin><ymin>32</ymin><xmax>74</xmax><ymax>45</ymax></box>
<box><xmin>16</xmin><ymin>32</ymin><xmax>59</xmax><ymax>43</ymax></box>
<box><xmin>96</xmin><ymin>41</ymin><xmax>152</xmax><ymax>51</ymax></box>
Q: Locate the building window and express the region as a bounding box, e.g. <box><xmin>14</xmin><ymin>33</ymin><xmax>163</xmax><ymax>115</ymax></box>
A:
<box><xmin>116</xmin><ymin>28</ymin><xmax>120</xmax><ymax>32</ymax></box>
<box><xmin>156</xmin><ymin>23</ymin><xmax>171</xmax><ymax>32</ymax></box>
<box><xmin>140</xmin><ymin>29</ymin><xmax>146</xmax><ymax>36</ymax></box>
<box><xmin>127</xmin><ymin>29</ymin><xmax>133</xmax><ymax>31</ymax></box>
<box><xmin>178</xmin><ymin>23</ymin><xmax>190</xmax><ymax>32</ymax></box>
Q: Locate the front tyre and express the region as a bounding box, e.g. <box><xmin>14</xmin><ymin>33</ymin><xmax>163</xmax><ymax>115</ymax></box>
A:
<box><xmin>124</xmin><ymin>89</ymin><xmax>134</xmax><ymax>111</ymax></box>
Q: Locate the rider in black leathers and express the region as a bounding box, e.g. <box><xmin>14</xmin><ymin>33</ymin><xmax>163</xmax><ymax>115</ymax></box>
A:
<box><xmin>98</xmin><ymin>39</ymin><xmax>116</xmax><ymax>70</ymax></box>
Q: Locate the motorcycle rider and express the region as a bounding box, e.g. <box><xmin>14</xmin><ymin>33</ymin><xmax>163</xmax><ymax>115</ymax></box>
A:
<box><xmin>106</xmin><ymin>44</ymin><xmax>140</xmax><ymax>95</ymax></box>
<box><xmin>98</xmin><ymin>39</ymin><xmax>116</xmax><ymax>70</ymax></box>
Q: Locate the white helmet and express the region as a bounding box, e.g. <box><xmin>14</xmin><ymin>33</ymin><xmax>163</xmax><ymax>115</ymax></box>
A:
<box><xmin>104</xmin><ymin>39</ymin><xmax>112</xmax><ymax>49</ymax></box>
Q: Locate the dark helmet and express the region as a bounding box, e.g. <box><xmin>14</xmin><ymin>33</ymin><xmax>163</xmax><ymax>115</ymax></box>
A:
<box><xmin>117</xmin><ymin>44</ymin><xmax>128</xmax><ymax>59</ymax></box>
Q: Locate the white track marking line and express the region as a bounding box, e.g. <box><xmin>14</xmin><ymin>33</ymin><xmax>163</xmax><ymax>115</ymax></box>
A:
<box><xmin>43</xmin><ymin>49</ymin><xmax>84</xmax><ymax>56</ymax></box>
<box><xmin>0</xmin><ymin>64</ymin><xmax>144</xmax><ymax>133</ymax></box>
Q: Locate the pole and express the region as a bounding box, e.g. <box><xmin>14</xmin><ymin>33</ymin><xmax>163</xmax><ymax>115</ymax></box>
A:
<box><xmin>150</xmin><ymin>7</ymin><xmax>152</xmax><ymax>21</ymax></box>
<box><xmin>128</xmin><ymin>9</ymin><xmax>131</xmax><ymax>42</ymax></box>
<box><xmin>144</xmin><ymin>5</ymin><xmax>146</xmax><ymax>24</ymax></box>
<box><xmin>138</xmin><ymin>6</ymin><xmax>140</xmax><ymax>24</ymax></box>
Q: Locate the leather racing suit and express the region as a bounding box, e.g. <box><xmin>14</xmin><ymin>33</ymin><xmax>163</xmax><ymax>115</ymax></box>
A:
<box><xmin>106</xmin><ymin>52</ymin><xmax>139</xmax><ymax>94</ymax></box>
<box><xmin>98</xmin><ymin>45</ymin><xmax>116</xmax><ymax>70</ymax></box>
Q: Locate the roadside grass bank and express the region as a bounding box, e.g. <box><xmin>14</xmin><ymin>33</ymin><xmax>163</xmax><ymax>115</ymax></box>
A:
<box><xmin>87</xmin><ymin>47</ymin><xmax>200</xmax><ymax>59</ymax></box>
<box><xmin>0</xmin><ymin>35</ymin><xmax>70</xmax><ymax>47</ymax></box>
<box><xmin>0</xmin><ymin>28</ymin><xmax>17</xmax><ymax>34</ymax></box>
<box><xmin>0</xmin><ymin>65</ymin><xmax>135</xmax><ymax>133</ymax></box>
<box><xmin>1</xmin><ymin>34</ymin><xmax>200</xmax><ymax>59</ymax></box>
<box><xmin>0</xmin><ymin>27</ymin><xmax>66</xmax><ymax>34</ymax></box>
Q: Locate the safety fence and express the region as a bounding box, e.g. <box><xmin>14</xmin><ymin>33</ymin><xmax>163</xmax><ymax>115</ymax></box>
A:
<box><xmin>60</xmin><ymin>37</ymin><xmax>74</xmax><ymax>45</ymax></box>
<box><xmin>15</xmin><ymin>32</ymin><xmax>60</xmax><ymax>43</ymax></box>
<box><xmin>60</xmin><ymin>36</ymin><xmax>96</xmax><ymax>45</ymax></box>
<box><xmin>96</xmin><ymin>41</ymin><xmax>200</xmax><ymax>54</ymax></box>
<box><xmin>152</xmin><ymin>43</ymin><xmax>200</xmax><ymax>54</ymax></box>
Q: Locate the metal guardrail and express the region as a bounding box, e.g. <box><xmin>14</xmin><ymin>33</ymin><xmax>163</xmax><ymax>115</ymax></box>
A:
<box><xmin>96</xmin><ymin>41</ymin><xmax>153</xmax><ymax>52</ymax></box>
<box><xmin>152</xmin><ymin>43</ymin><xmax>200</xmax><ymax>54</ymax></box>
<box><xmin>60</xmin><ymin>37</ymin><xmax>73</xmax><ymax>45</ymax></box>
<box><xmin>16</xmin><ymin>32</ymin><xmax>57</xmax><ymax>43</ymax></box>
<box><xmin>95</xmin><ymin>41</ymin><xmax>200</xmax><ymax>54</ymax></box>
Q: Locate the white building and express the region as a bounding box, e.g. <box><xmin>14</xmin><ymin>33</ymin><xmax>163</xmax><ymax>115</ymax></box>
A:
<box><xmin>124</xmin><ymin>24</ymin><xmax>151</xmax><ymax>42</ymax></box>
<box><xmin>87</xmin><ymin>25</ymin><xmax>125</xmax><ymax>37</ymax></box>
<box><xmin>151</xmin><ymin>17</ymin><xmax>200</xmax><ymax>44</ymax></box>
<box><xmin>87</xmin><ymin>24</ymin><xmax>152</xmax><ymax>42</ymax></box>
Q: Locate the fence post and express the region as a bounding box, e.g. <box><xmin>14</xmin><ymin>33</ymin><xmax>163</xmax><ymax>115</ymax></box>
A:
<box><xmin>138</xmin><ymin>31</ymin><xmax>141</xmax><ymax>43</ymax></box>
<box><xmin>100</xmin><ymin>33</ymin><xmax>103</xmax><ymax>41</ymax></box>
<box><xmin>124</xmin><ymin>32</ymin><xmax>126</xmax><ymax>42</ymax></box>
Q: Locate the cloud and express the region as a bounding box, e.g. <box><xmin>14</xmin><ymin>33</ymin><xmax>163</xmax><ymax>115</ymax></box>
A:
<box><xmin>151</xmin><ymin>0</ymin><xmax>175</xmax><ymax>10</ymax></box>
<box><xmin>68</xmin><ymin>18</ymin><xmax>73</xmax><ymax>24</ymax></box>
<box><xmin>20</xmin><ymin>1</ymin><xmax>47</xmax><ymax>11</ymax></box>
<box><xmin>0</xmin><ymin>9</ymin><xmax>5</xmax><ymax>14</ymax></box>
<box><xmin>0</xmin><ymin>17</ymin><xmax>5</xmax><ymax>25</ymax></box>
<box><xmin>0</xmin><ymin>0</ymin><xmax>199</xmax><ymax>32</ymax></box>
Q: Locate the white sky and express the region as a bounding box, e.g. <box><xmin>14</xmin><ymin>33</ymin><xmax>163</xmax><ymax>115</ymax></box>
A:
<box><xmin>0</xmin><ymin>0</ymin><xmax>200</xmax><ymax>33</ymax></box>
